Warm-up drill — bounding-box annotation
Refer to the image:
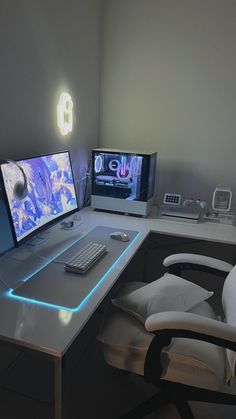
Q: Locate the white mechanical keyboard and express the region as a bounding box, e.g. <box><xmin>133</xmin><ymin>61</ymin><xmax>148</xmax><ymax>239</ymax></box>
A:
<box><xmin>64</xmin><ymin>241</ymin><xmax>107</xmax><ymax>274</ymax></box>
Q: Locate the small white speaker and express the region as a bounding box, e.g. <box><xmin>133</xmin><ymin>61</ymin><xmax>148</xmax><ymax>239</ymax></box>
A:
<box><xmin>212</xmin><ymin>185</ymin><xmax>232</xmax><ymax>212</ymax></box>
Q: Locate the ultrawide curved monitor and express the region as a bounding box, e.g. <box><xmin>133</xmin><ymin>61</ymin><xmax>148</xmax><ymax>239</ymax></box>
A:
<box><xmin>0</xmin><ymin>151</ymin><xmax>78</xmax><ymax>245</ymax></box>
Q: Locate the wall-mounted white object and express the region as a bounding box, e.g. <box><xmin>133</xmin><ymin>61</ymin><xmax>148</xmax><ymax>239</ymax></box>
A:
<box><xmin>212</xmin><ymin>185</ymin><xmax>232</xmax><ymax>212</ymax></box>
<box><xmin>57</xmin><ymin>92</ymin><xmax>73</xmax><ymax>136</ymax></box>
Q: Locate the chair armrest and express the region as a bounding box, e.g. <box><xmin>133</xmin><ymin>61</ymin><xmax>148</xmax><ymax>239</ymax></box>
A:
<box><xmin>144</xmin><ymin>311</ymin><xmax>236</xmax><ymax>384</ymax></box>
<box><xmin>163</xmin><ymin>253</ymin><xmax>233</xmax><ymax>277</ymax></box>
<box><xmin>145</xmin><ymin>311</ymin><xmax>236</xmax><ymax>351</ymax></box>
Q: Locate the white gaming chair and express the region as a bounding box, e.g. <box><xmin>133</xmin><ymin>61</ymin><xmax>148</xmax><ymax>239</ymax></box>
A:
<box><xmin>98</xmin><ymin>254</ymin><xmax>236</xmax><ymax>419</ymax></box>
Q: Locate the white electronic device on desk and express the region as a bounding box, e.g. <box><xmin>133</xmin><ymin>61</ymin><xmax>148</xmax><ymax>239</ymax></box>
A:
<box><xmin>160</xmin><ymin>193</ymin><xmax>205</xmax><ymax>223</ymax></box>
<box><xmin>204</xmin><ymin>185</ymin><xmax>235</xmax><ymax>225</ymax></box>
<box><xmin>212</xmin><ymin>185</ymin><xmax>232</xmax><ymax>212</ymax></box>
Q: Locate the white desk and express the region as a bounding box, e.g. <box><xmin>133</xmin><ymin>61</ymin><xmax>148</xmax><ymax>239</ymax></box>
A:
<box><xmin>0</xmin><ymin>207</ymin><xmax>236</xmax><ymax>418</ymax></box>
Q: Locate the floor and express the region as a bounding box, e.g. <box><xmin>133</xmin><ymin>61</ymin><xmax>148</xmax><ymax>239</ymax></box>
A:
<box><xmin>69</xmin><ymin>338</ymin><xmax>236</xmax><ymax>419</ymax></box>
<box><xmin>1</xmin><ymin>335</ymin><xmax>236</xmax><ymax>419</ymax></box>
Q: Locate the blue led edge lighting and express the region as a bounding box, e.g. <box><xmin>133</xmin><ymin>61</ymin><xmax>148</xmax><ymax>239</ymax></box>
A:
<box><xmin>7</xmin><ymin>231</ymin><xmax>142</xmax><ymax>312</ymax></box>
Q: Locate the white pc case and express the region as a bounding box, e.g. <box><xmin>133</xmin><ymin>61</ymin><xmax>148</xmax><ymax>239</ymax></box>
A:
<box><xmin>91</xmin><ymin>148</ymin><xmax>157</xmax><ymax>216</ymax></box>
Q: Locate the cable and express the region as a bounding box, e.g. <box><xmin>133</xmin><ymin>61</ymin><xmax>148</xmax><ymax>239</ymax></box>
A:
<box><xmin>26</xmin><ymin>235</ymin><xmax>50</xmax><ymax>247</ymax></box>
<box><xmin>35</xmin><ymin>253</ymin><xmax>50</xmax><ymax>262</ymax></box>
<box><xmin>52</xmin><ymin>260</ymin><xmax>65</xmax><ymax>265</ymax></box>
<box><xmin>0</xmin><ymin>276</ymin><xmax>10</xmax><ymax>290</ymax></box>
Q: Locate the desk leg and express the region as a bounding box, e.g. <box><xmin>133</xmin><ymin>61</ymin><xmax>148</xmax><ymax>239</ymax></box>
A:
<box><xmin>54</xmin><ymin>357</ymin><xmax>63</xmax><ymax>419</ymax></box>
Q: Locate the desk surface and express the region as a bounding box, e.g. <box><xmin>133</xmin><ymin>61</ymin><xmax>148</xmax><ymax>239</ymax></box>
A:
<box><xmin>0</xmin><ymin>206</ymin><xmax>236</xmax><ymax>358</ymax></box>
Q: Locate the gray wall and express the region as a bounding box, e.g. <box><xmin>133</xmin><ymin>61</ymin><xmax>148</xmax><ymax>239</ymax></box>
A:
<box><xmin>0</xmin><ymin>0</ymin><xmax>102</xmax><ymax>253</ymax></box>
<box><xmin>100</xmin><ymin>0</ymin><xmax>236</xmax><ymax>209</ymax></box>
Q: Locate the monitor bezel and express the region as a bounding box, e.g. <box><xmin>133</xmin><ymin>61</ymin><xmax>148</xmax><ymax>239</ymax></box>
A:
<box><xmin>0</xmin><ymin>150</ymin><xmax>79</xmax><ymax>247</ymax></box>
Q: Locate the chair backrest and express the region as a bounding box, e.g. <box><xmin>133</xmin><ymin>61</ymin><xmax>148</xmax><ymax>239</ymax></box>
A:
<box><xmin>222</xmin><ymin>264</ymin><xmax>236</xmax><ymax>377</ymax></box>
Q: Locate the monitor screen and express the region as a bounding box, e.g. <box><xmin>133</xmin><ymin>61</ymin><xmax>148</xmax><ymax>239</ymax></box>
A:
<box><xmin>0</xmin><ymin>151</ymin><xmax>78</xmax><ymax>245</ymax></box>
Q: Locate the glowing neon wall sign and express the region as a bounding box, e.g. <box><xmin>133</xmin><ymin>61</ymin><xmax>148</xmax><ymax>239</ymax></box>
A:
<box><xmin>57</xmin><ymin>92</ymin><xmax>73</xmax><ymax>136</ymax></box>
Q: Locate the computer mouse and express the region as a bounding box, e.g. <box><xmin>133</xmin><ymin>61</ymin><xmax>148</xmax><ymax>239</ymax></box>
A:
<box><xmin>110</xmin><ymin>231</ymin><xmax>130</xmax><ymax>242</ymax></box>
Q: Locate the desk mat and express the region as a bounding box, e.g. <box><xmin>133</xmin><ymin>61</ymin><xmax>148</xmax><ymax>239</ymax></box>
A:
<box><xmin>12</xmin><ymin>226</ymin><xmax>140</xmax><ymax>310</ymax></box>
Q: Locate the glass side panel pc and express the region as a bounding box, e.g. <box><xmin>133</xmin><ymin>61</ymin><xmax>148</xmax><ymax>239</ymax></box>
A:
<box><xmin>91</xmin><ymin>149</ymin><xmax>157</xmax><ymax>216</ymax></box>
<box><xmin>0</xmin><ymin>151</ymin><xmax>78</xmax><ymax>246</ymax></box>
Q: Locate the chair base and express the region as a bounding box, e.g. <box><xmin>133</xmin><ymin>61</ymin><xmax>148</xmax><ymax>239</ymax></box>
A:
<box><xmin>118</xmin><ymin>389</ymin><xmax>194</xmax><ymax>419</ymax></box>
<box><xmin>119</xmin><ymin>390</ymin><xmax>171</xmax><ymax>419</ymax></box>
<box><xmin>118</xmin><ymin>379</ymin><xmax>236</xmax><ymax>419</ymax></box>
<box><xmin>175</xmin><ymin>399</ymin><xmax>194</xmax><ymax>419</ymax></box>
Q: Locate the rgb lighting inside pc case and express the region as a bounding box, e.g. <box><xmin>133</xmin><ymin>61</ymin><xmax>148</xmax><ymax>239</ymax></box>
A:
<box><xmin>93</xmin><ymin>152</ymin><xmax>144</xmax><ymax>200</ymax></box>
<box><xmin>0</xmin><ymin>151</ymin><xmax>78</xmax><ymax>244</ymax></box>
<box><xmin>91</xmin><ymin>149</ymin><xmax>157</xmax><ymax>216</ymax></box>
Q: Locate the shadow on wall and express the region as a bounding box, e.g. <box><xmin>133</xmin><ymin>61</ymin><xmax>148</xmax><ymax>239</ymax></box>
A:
<box><xmin>70</xmin><ymin>146</ymin><xmax>92</xmax><ymax>210</ymax></box>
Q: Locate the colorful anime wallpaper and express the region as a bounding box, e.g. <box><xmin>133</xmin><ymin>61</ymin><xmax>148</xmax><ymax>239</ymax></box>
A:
<box><xmin>1</xmin><ymin>152</ymin><xmax>78</xmax><ymax>242</ymax></box>
<box><xmin>93</xmin><ymin>152</ymin><xmax>144</xmax><ymax>200</ymax></box>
